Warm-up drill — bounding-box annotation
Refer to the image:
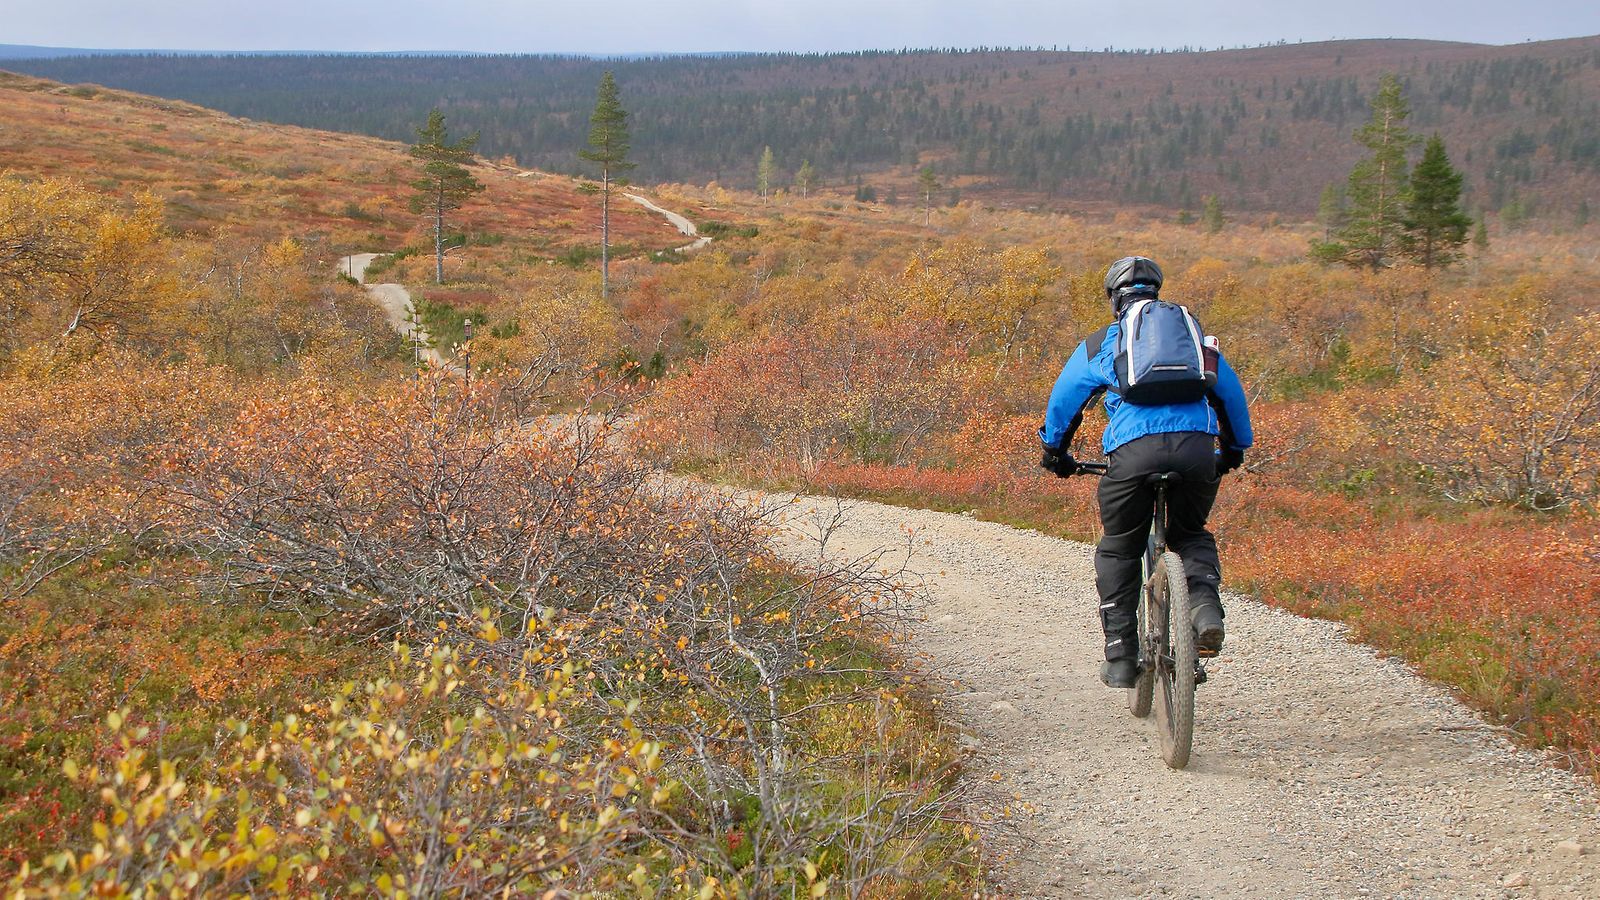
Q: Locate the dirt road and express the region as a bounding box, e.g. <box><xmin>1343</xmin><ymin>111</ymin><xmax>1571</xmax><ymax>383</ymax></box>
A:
<box><xmin>341</xmin><ymin>253</ymin><xmax>446</xmax><ymax>367</ymax></box>
<box><xmin>777</xmin><ymin>495</ymin><xmax>1600</xmax><ymax>898</ymax></box>
<box><xmin>624</xmin><ymin>192</ymin><xmax>712</xmax><ymax>252</ymax></box>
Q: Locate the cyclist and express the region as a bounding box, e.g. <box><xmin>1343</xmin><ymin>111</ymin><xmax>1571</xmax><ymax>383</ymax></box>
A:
<box><xmin>1039</xmin><ymin>256</ymin><xmax>1253</xmax><ymax>688</ymax></box>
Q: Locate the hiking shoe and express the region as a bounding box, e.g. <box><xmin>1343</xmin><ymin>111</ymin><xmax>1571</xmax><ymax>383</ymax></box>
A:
<box><xmin>1193</xmin><ymin>604</ymin><xmax>1225</xmax><ymax>658</ymax></box>
<box><xmin>1100</xmin><ymin>658</ymin><xmax>1140</xmax><ymax>688</ymax></box>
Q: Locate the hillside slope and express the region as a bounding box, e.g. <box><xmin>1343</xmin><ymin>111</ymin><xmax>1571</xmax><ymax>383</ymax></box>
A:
<box><xmin>7</xmin><ymin>38</ymin><xmax>1599</xmax><ymax>219</ymax></box>
<box><xmin>0</xmin><ymin>71</ymin><xmax>683</xmax><ymax>259</ymax></box>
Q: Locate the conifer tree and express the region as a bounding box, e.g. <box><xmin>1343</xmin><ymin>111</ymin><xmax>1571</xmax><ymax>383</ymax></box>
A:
<box><xmin>757</xmin><ymin>146</ymin><xmax>774</xmax><ymax>198</ymax></box>
<box><xmin>1473</xmin><ymin>218</ymin><xmax>1490</xmax><ymax>254</ymax></box>
<box><xmin>1401</xmin><ymin>134</ymin><xmax>1472</xmax><ymax>269</ymax></box>
<box><xmin>1201</xmin><ymin>194</ymin><xmax>1225</xmax><ymax>233</ymax></box>
<box><xmin>579</xmin><ymin>71</ymin><xmax>635</xmax><ymax>300</ymax></box>
<box><xmin>1314</xmin><ymin>74</ymin><xmax>1418</xmax><ymax>269</ymax></box>
<box><xmin>409</xmin><ymin>109</ymin><xmax>484</xmax><ymax>285</ymax></box>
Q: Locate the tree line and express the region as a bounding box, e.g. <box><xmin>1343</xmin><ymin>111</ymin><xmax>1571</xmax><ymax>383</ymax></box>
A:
<box><xmin>10</xmin><ymin>43</ymin><xmax>1598</xmax><ymax>219</ymax></box>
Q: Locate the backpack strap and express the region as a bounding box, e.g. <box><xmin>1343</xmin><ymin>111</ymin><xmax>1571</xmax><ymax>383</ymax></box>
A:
<box><xmin>1085</xmin><ymin>323</ymin><xmax>1112</xmax><ymax>361</ymax></box>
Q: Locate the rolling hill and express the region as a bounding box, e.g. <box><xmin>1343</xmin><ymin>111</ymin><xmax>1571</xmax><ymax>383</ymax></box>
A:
<box><xmin>5</xmin><ymin>37</ymin><xmax>1599</xmax><ymax>221</ymax></box>
<box><xmin>0</xmin><ymin>70</ymin><xmax>683</xmax><ymax>261</ymax></box>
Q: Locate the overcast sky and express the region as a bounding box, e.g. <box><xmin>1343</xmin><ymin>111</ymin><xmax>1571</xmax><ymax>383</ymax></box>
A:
<box><xmin>7</xmin><ymin>1</ymin><xmax>1600</xmax><ymax>54</ymax></box>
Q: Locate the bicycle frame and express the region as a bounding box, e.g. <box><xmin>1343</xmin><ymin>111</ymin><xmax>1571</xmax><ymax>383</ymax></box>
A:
<box><xmin>1076</xmin><ymin>461</ymin><xmax>1202</xmax><ymax>678</ymax></box>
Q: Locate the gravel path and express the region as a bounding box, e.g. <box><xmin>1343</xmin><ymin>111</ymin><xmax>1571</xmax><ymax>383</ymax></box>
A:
<box><xmin>340</xmin><ymin>253</ymin><xmax>448</xmax><ymax>368</ymax></box>
<box><xmin>623</xmin><ymin>192</ymin><xmax>712</xmax><ymax>252</ymax></box>
<box><xmin>777</xmin><ymin>494</ymin><xmax>1600</xmax><ymax>898</ymax></box>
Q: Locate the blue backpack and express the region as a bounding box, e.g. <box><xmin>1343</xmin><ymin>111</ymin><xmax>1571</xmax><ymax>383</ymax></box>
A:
<box><xmin>1093</xmin><ymin>299</ymin><xmax>1214</xmax><ymax>406</ymax></box>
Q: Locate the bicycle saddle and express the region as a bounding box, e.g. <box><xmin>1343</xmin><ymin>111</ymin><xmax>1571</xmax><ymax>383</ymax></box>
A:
<box><xmin>1144</xmin><ymin>471</ymin><xmax>1184</xmax><ymax>485</ymax></box>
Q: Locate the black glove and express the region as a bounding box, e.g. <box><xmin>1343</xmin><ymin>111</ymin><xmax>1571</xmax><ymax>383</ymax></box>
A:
<box><xmin>1041</xmin><ymin>445</ymin><xmax>1079</xmax><ymax>478</ymax></box>
<box><xmin>1217</xmin><ymin>446</ymin><xmax>1245</xmax><ymax>477</ymax></box>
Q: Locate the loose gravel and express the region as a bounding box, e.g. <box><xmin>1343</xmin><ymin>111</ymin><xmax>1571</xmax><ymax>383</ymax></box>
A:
<box><xmin>776</xmin><ymin>494</ymin><xmax>1600</xmax><ymax>899</ymax></box>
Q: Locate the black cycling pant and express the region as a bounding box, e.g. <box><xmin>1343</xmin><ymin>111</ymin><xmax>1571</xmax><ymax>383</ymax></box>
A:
<box><xmin>1094</xmin><ymin>431</ymin><xmax>1222</xmax><ymax>661</ymax></box>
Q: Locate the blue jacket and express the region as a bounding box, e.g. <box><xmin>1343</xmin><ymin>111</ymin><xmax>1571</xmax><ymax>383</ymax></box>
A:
<box><xmin>1040</xmin><ymin>321</ymin><xmax>1254</xmax><ymax>455</ymax></box>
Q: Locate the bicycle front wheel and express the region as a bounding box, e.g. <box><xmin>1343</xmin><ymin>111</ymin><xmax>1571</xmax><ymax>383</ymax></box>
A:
<box><xmin>1152</xmin><ymin>550</ymin><xmax>1196</xmax><ymax>769</ymax></box>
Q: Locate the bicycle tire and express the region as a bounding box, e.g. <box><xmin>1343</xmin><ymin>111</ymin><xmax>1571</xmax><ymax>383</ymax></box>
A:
<box><xmin>1152</xmin><ymin>550</ymin><xmax>1196</xmax><ymax>769</ymax></box>
<box><xmin>1127</xmin><ymin>579</ymin><xmax>1155</xmax><ymax>718</ymax></box>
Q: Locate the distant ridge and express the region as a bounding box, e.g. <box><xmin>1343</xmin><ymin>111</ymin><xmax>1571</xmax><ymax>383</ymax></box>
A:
<box><xmin>8</xmin><ymin>36</ymin><xmax>1599</xmax><ymax>219</ymax></box>
<box><xmin>0</xmin><ymin>44</ymin><xmax>747</xmax><ymax>60</ymax></box>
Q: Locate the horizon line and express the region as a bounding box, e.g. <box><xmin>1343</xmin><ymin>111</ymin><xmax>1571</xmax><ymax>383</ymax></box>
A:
<box><xmin>6</xmin><ymin>34</ymin><xmax>1598</xmax><ymax>60</ymax></box>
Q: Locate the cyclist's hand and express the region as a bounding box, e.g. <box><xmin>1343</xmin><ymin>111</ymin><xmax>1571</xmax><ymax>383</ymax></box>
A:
<box><xmin>1041</xmin><ymin>445</ymin><xmax>1079</xmax><ymax>478</ymax></box>
<box><xmin>1216</xmin><ymin>446</ymin><xmax>1245</xmax><ymax>477</ymax></box>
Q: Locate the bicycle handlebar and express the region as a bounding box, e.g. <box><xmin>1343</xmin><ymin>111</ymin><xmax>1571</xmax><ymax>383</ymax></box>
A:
<box><xmin>1076</xmin><ymin>461</ymin><xmax>1108</xmax><ymax>476</ymax></box>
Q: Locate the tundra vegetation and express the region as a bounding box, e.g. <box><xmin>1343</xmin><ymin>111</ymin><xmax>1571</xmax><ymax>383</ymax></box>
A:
<box><xmin>0</xmin><ymin>84</ymin><xmax>979</xmax><ymax>893</ymax></box>
<box><xmin>1</xmin><ymin>62</ymin><xmax>1598</xmax><ymax>895</ymax></box>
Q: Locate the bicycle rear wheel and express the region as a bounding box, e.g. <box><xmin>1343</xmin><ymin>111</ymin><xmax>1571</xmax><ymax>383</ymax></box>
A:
<box><xmin>1152</xmin><ymin>550</ymin><xmax>1196</xmax><ymax>769</ymax></box>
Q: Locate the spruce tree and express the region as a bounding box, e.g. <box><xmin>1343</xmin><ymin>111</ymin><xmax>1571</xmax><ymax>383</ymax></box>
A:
<box><xmin>1314</xmin><ymin>74</ymin><xmax>1418</xmax><ymax>269</ymax></box>
<box><xmin>1201</xmin><ymin>195</ymin><xmax>1225</xmax><ymax>233</ymax></box>
<box><xmin>1473</xmin><ymin>218</ymin><xmax>1490</xmax><ymax>254</ymax></box>
<box><xmin>579</xmin><ymin>72</ymin><xmax>635</xmax><ymax>300</ymax></box>
<box><xmin>409</xmin><ymin>109</ymin><xmax>484</xmax><ymax>285</ymax></box>
<box><xmin>1401</xmin><ymin>134</ymin><xmax>1472</xmax><ymax>269</ymax></box>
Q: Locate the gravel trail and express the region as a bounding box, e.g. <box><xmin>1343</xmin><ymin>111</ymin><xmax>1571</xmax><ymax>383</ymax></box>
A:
<box><xmin>778</xmin><ymin>494</ymin><xmax>1600</xmax><ymax>898</ymax></box>
<box><xmin>623</xmin><ymin>192</ymin><xmax>712</xmax><ymax>252</ymax></box>
<box><xmin>340</xmin><ymin>252</ymin><xmax>447</xmax><ymax>367</ymax></box>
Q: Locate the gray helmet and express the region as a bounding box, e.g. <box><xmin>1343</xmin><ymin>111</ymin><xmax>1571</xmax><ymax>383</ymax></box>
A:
<box><xmin>1104</xmin><ymin>256</ymin><xmax>1163</xmax><ymax>310</ymax></box>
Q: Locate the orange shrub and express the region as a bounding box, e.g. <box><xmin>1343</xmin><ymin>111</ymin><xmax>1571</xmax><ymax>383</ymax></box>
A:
<box><xmin>648</xmin><ymin>317</ymin><xmax>985</xmax><ymax>475</ymax></box>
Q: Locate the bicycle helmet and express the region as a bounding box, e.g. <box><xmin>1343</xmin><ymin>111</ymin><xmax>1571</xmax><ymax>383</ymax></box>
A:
<box><xmin>1104</xmin><ymin>256</ymin><xmax>1164</xmax><ymax>314</ymax></box>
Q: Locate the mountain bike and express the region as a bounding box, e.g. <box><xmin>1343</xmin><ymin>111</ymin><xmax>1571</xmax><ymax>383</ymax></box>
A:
<box><xmin>1078</xmin><ymin>461</ymin><xmax>1202</xmax><ymax>769</ymax></box>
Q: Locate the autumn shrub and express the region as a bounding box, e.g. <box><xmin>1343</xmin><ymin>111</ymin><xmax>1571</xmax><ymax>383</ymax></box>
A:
<box><xmin>1214</xmin><ymin>480</ymin><xmax>1600</xmax><ymax>773</ymax></box>
<box><xmin>0</xmin><ymin>552</ymin><xmax>372</xmax><ymax>873</ymax></box>
<box><xmin>140</xmin><ymin>371</ymin><xmax>972</xmax><ymax>891</ymax></box>
<box><xmin>0</xmin><ymin>173</ymin><xmax>184</xmax><ymax>357</ymax></box>
<box><xmin>1384</xmin><ymin>310</ymin><xmax>1600</xmax><ymax>510</ymax></box>
<box><xmin>0</xmin><ymin>354</ymin><xmax>977</xmax><ymax>889</ymax></box>
<box><xmin>0</xmin><ymin>354</ymin><xmax>248</xmax><ymax>600</ymax></box>
<box><xmin>7</xmin><ymin>639</ymin><xmax>664</xmax><ymax>897</ymax></box>
<box><xmin>647</xmin><ymin>317</ymin><xmax>985</xmax><ymax>475</ymax></box>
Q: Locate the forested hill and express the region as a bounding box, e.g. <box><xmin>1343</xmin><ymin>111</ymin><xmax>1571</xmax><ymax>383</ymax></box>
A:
<box><xmin>7</xmin><ymin>37</ymin><xmax>1600</xmax><ymax>219</ymax></box>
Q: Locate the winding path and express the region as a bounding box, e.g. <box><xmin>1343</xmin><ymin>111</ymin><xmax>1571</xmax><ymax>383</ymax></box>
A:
<box><xmin>776</xmin><ymin>495</ymin><xmax>1600</xmax><ymax>898</ymax></box>
<box><xmin>623</xmin><ymin>192</ymin><xmax>712</xmax><ymax>252</ymax></box>
<box><xmin>341</xmin><ymin>253</ymin><xmax>446</xmax><ymax>368</ymax></box>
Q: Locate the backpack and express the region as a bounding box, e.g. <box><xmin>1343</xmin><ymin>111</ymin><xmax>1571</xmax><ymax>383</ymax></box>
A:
<box><xmin>1090</xmin><ymin>299</ymin><xmax>1216</xmax><ymax>406</ymax></box>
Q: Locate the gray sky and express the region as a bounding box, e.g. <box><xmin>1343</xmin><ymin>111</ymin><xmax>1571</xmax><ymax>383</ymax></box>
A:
<box><xmin>7</xmin><ymin>1</ymin><xmax>1600</xmax><ymax>54</ymax></box>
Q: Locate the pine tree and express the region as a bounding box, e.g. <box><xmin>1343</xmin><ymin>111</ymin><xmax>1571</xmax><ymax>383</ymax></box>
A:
<box><xmin>1314</xmin><ymin>74</ymin><xmax>1418</xmax><ymax>269</ymax></box>
<box><xmin>794</xmin><ymin>159</ymin><xmax>815</xmax><ymax>197</ymax></box>
<box><xmin>1201</xmin><ymin>194</ymin><xmax>1225</xmax><ymax>233</ymax></box>
<box><xmin>757</xmin><ymin>146</ymin><xmax>774</xmax><ymax>198</ymax></box>
<box><xmin>578</xmin><ymin>72</ymin><xmax>635</xmax><ymax>300</ymax></box>
<box><xmin>1473</xmin><ymin>218</ymin><xmax>1490</xmax><ymax>254</ymax></box>
<box><xmin>917</xmin><ymin>166</ymin><xmax>941</xmax><ymax>226</ymax></box>
<box><xmin>408</xmin><ymin>109</ymin><xmax>484</xmax><ymax>285</ymax></box>
<box><xmin>1401</xmin><ymin>134</ymin><xmax>1472</xmax><ymax>269</ymax></box>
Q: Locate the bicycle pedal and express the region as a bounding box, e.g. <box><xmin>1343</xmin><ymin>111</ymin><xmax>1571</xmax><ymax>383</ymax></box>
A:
<box><xmin>1194</xmin><ymin>664</ymin><xmax>1208</xmax><ymax>685</ymax></box>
